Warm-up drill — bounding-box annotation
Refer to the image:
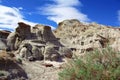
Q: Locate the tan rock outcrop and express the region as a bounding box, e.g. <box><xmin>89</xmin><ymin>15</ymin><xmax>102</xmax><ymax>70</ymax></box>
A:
<box><xmin>54</xmin><ymin>19</ymin><xmax>120</xmax><ymax>54</ymax></box>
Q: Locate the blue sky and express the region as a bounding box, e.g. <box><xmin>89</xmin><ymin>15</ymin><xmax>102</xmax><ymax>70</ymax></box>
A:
<box><xmin>0</xmin><ymin>0</ymin><xmax>120</xmax><ymax>31</ymax></box>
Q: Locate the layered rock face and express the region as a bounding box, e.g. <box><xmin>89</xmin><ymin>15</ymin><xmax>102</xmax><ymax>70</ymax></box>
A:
<box><xmin>7</xmin><ymin>22</ymin><xmax>72</xmax><ymax>61</ymax></box>
<box><xmin>54</xmin><ymin>19</ymin><xmax>120</xmax><ymax>54</ymax></box>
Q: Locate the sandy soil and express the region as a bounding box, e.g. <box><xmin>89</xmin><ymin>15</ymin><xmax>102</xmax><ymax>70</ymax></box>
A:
<box><xmin>22</xmin><ymin>61</ymin><xmax>64</xmax><ymax>80</ymax></box>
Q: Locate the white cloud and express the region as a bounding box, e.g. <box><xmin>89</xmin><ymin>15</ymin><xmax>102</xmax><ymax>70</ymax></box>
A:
<box><xmin>118</xmin><ymin>10</ymin><xmax>120</xmax><ymax>24</ymax></box>
<box><xmin>0</xmin><ymin>5</ymin><xmax>37</xmax><ymax>31</ymax></box>
<box><xmin>40</xmin><ymin>0</ymin><xmax>90</xmax><ymax>24</ymax></box>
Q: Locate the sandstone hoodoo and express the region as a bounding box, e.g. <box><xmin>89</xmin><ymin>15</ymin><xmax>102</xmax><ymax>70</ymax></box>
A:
<box><xmin>6</xmin><ymin>22</ymin><xmax>73</xmax><ymax>61</ymax></box>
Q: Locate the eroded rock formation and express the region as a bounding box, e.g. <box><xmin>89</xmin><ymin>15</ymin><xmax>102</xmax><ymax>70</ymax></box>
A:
<box><xmin>6</xmin><ymin>22</ymin><xmax>72</xmax><ymax>61</ymax></box>
<box><xmin>5</xmin><ymin>19</ymin><xmax>120</xmax><ymax>61</ymax></box>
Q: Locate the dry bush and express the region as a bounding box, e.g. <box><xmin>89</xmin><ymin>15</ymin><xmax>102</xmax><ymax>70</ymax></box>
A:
<box><xmin>58</xmin><ymin>47</ymin><xmax>120</xmax><ymax>80</ymax></box>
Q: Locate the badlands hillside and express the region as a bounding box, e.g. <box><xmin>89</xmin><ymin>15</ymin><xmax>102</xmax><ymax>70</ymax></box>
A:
<box><xmin>54</xmin><ymin>19</ymin><xmax>120</xmax><ymax>54</ymax></box>
<box><xmin>0</xmin><ymin>19</ymin><xmax>120</xmax><ymax>80</ymax></box>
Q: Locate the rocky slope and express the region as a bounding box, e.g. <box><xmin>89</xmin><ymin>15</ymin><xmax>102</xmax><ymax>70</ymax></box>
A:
<box><xmin>54</xmin><ymin>19</ymin><xmax>120</xmax><ymax>55</ymax></box>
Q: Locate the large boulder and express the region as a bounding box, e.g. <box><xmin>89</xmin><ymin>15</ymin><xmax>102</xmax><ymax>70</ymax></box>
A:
<box><xmin>32</xmin><ymin>46</ymin><xmax>43</xmax><ymax>60</ymax></box>
<box><xmin>16</xmin><ymin>43</ymin><xmax>44</xmax><ymax>61</ymax></box>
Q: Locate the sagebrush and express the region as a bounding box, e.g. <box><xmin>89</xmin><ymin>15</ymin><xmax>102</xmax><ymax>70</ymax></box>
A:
<box><xmin>58</xmin><ymin>47</ymin><xmax>120</xmax><ymax>80</ymax></box>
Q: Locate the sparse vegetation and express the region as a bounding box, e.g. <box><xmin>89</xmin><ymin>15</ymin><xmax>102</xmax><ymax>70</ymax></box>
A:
<box><xmin>58</xmin><ymin>47</ymin><xmax>120</xmax><ymax>80</ymax></box>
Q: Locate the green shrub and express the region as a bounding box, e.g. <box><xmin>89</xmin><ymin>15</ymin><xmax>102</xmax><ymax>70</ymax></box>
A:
<box><xmin>58</xmin><ymin>47</ymin><xmax>120</xmax><ymax>80</ymax></box>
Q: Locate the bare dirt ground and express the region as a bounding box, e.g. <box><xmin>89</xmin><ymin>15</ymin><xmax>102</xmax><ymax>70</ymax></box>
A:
<box><xmin>22</xmin><ymin>61</ymin><xmax>64</xmax><ymax>80</ymax></box>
